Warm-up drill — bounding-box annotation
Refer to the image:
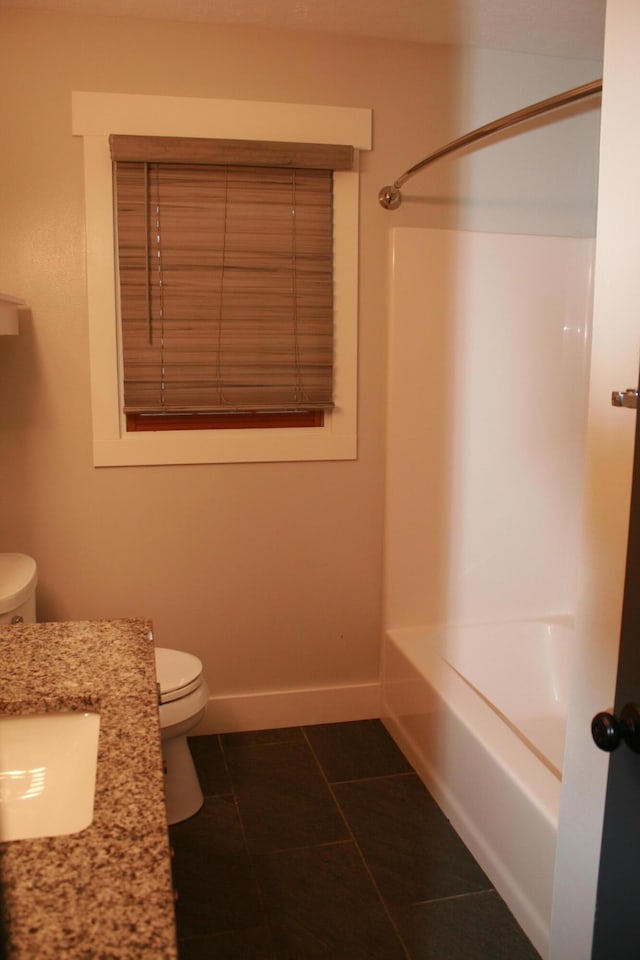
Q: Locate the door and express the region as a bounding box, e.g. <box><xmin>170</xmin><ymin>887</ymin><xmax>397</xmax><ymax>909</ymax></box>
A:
<box><xmin>590</xmin><ymin>384</ymin><xmax>640</xmax><ymax>956</ymax></box>
<box><xmin>548</xmin><ymin>1</ymin><xmax>640</xmax><ymax>957</ymax></box>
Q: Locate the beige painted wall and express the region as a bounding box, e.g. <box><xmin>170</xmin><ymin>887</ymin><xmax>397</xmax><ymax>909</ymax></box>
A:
<box><xmin>0</xmin><ymin>9</ymin><xmax>600</xmax><ymax>714</ymax></box>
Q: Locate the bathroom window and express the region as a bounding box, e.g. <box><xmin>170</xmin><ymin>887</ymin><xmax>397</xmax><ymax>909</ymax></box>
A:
<box><xmin>73</xmin><ymin>93</ymin><xmax>371</xmax><ymax>466</ymax></box>
<box><xmin>112</xmin><ymin>136</ymin><xmax>354</xmax><ymax>434</ymax></box>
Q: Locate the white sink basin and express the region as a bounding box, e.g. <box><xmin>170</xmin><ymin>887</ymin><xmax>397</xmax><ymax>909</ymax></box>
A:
<box><xmin>0</xmin><ymin>711</ymin><xmax>100</xmax><ymax>842</ymax></box>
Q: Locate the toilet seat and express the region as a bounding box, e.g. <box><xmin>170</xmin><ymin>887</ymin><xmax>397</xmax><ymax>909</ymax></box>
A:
<box><xmin>154</xmin><ymin>647</ymin><xmax>203</xmax><ymax>704</ymax></box>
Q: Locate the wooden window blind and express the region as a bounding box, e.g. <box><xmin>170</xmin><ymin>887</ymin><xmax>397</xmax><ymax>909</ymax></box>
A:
<box><xmin>110</xmin><ymin>136</ymin><xmax>354</xmax><ymax>423</ymax></box>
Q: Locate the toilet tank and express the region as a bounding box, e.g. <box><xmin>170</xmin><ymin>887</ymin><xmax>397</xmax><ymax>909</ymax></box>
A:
<box><xmin>0</xmin><ymin>553</ymin><xmax>37</xmax><ymax>625</ymax></box>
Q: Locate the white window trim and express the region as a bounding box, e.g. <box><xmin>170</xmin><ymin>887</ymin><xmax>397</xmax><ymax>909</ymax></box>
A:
<box><xmin>72</xmin><ymin>91</ymin><xmax>372</xmax><ymax>467</ymax></box>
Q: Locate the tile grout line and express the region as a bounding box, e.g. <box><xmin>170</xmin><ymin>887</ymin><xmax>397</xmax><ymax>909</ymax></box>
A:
<box><xmin>171</xmin><ymin>733</ymin><xmax>279</xmax><ymax>956</ymax></box>
<box><xmin>409</xmin><ymin>886</ymin><xmax>497</xmax><ymax>908</ymax></box>
<box><xmin>215</xmin><ymin>730</ymin><xmax>277</xmax><ymax>949</ymax></box>
<box><xmin>329</xmin><ymin>769</ymin><xmax>417</xmax><ymax>787</ymax></box>
<box><xmin>300</xmin><ymin>726</ymin><xmax>414</xmax><ymax>960</ymax></box>
<box><xmin>246</xmin><ymin>836</ymin><xmax>354</xmax><ymax>858</ymax></box>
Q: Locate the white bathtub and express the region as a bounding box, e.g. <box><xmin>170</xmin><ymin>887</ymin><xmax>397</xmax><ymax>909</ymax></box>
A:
<box><xmin>381</xmin><ymin>620</ymin><xmax>574</xmax><ymax>960</ymax></box>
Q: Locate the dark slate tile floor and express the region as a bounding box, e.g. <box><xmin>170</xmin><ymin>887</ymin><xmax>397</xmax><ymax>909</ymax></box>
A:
<box><xmin>169</xmin><ymin>720</ymin><xmax>540</xmax><ymax>960</ymax></box>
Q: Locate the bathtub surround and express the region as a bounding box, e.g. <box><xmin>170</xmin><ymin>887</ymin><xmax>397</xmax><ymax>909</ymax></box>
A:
<box><xmin>384</xmin><ymin>228</ymin><xmax>594</xmax><ymax>629</ymax></box>
<box><xmin>382</xmin><ymin>229</ymin><xmax>593</xmax><ymax>956</ymax></box>
<box><xmin>0</xmin><ymin>619</ymin><xmax>177</xmax><ymax>959</ymax></box>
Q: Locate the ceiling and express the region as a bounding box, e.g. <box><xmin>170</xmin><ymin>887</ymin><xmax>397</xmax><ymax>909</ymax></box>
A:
<box><xmin>0</xmin><ymin>0</ymin><xmax>605</xmax><ymax>61</ymax></box>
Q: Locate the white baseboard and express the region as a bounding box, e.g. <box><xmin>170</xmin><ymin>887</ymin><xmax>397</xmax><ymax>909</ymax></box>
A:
<box><xmin>193</xmin><ymin>682</ymin><xmax>382</xmax><ymax>734</ymax></box>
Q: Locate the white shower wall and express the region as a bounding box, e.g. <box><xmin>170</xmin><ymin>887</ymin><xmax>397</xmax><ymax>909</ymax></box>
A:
<box><xmin>385</xmin><ymin>228</ymin><xmax>594</xmax><ymax>628</ymax></box>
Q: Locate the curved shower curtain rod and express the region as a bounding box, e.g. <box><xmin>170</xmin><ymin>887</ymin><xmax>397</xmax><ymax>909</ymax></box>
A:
<box><xmin>378</xmin><ymin>78</ymin><xmax>603</xmax><ymax>210</ymax></box>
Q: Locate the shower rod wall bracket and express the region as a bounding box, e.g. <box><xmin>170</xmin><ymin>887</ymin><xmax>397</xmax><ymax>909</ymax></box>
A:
<box><xmin>378</xmin><ymin>78</ymin><xmax>602</xmax><ymax>210</ymax></box>
<box><xmin>378</xmin><ymin>186</ymin><xmax>402</xmax><ymax>210</ymax></box>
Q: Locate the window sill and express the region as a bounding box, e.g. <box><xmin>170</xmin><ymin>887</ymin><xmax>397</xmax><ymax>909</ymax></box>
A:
<box><xmin>92</xmin><ymin>414</ymin><xmax>356</xmax><ymax>467</ymax></box>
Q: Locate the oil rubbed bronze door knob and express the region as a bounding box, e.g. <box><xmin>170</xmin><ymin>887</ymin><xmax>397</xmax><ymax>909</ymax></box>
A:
<box><xmin>592</xmin><ymin>703</ymin><xmax>640</xmax><ymax>753</ymax></box>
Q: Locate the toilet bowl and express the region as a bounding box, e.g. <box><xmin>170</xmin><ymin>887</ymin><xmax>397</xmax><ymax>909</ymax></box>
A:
<box><xmin>154</xmin><ymin>647</ymin><xmax>210</xmax><ymax>825</ymax></box>
<box><xmin>0</xmin><ymin>553</ymin><xmax>37</xmax><ymax>625</ymax></box>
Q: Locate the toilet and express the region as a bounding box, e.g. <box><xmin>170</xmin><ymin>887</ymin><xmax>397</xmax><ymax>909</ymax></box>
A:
<box><xmin>154</xmin><ymin>646</ymin><xmax>210</xmax><ymax>825</ymax></box>
<box><xmin>0</xmin><ymin>553</ymin><xmax>37</xmax><ymax>625</ymax></box>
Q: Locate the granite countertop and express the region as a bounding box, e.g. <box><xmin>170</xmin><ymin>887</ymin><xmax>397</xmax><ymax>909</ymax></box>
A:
<box><xmin>0</xmin><ymin>619</ymin><xmax>178</xmax><ymax>960</ymax></box>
